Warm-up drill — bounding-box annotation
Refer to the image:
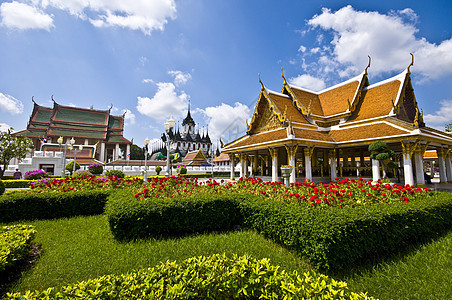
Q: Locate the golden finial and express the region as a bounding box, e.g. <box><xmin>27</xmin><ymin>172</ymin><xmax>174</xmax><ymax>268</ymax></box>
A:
<box><xmin>281</xmin><ymin>67</ymin><xmax>286</xmax><ymax>81</ymax></box>
<box><xmin>219</xmin><ymin>138</ymin><xmax>224</xmax><ymax>148</ymax></box>
<box><xmin>258</xmin><ymin>72</ymin><xmax>264</xmax><ymax>89</ymax></box>
<box><xmin>364</xmin><ymin>55</ymin><xmax>371</xmax><ymax>75</ymax></box>
<box><xmin>407</xmin><ymin>53</ymin><xmax>414</xmax><ymax>74</ymax></box>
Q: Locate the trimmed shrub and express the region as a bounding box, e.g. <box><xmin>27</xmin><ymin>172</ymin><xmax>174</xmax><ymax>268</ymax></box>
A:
<box><xmin>72</xmin><ymin>170</ymin><xmax>93</xmax><ymax>178</ymax></box>
<box><xmin>87</xmin><ymin>163</ymin><xmax>103</xmax><ymax>175</ymax></box>
<box><xmin>0</xmin><ymin>190</ymin><xmax>111</xmax><ymax>222</ymax></box>
<box><xmin>239</xmin><ymin>192</ymin><xmax>452</xmax><ymax>271</ymax></box>
<box><xmin>155</xmin><ymin>166</ymin><xmax>162</xmax><ymax>175</ymax></box>
<box><xmin>65</xmin><ymin>161</ymin><xmax>80</xmax><ymax>175</ymax></box>
<box><xmin>2</xmin><ymin>175</ymin><xmax>14</xmax><ymax>180</ymax></box>
<box><xmin>104</xmin><ymin>169</ymin><xmax>125</xmax><ymax>179</ymax></box>
<box><xmin>0</xmin><ymin>180</ymin><xmax>4</xmax><ymax>195</ymax></box>
<box><xmin>0</xmin><ymin>225</ymin><xmax>35</xmax><ymax>271</ymax></box>
<box><xmin>5</xmin><ymin>253</ymin><xmax>374</xmax><ymax>299</ymax></box>
<box><xmin>105</xmin><ymin>189</ymin><xmax>242</xmax><ymax>240</ymax></box>
<box><xmin>24</xmin><ymin>170</ymin><xmax>48</xmax><ymax>180</ymax></box>
<box><xmin>2</xmin><ymin>180</ymin><xmax>34</xmax><ymax>188</ymax></box>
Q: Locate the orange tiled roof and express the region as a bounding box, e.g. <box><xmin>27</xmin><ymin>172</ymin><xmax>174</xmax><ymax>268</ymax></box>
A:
<box><xmin>267</xmin><ymin>90</ymin><xmax>310</xmax><ymax>124</ymax></box>
<box><xmin>213</xmin><ymin>152</ymin><xmax>230</xmax><ymax>162</ymax></box>
<box><xmin>347</xmin><ymin>80</ymin><xmax>401</xmax><ymax>122</ymax></box>
<box><xmin>330</xmin><ymin>123</ymin><xmax>409</xmax><ymax>142</ymax></box>
<box><xmin>225</xmin><ymin>128</ymin><xmax>287</xmax><ymax>150</ymax></box>
<box><xmin>318</xmin><ymin>80</ymin><xmax>360</xmax><ymax>116</ymax></box>
<box><xmin>293</xmin><ymin>128</ymin><xmax>334</xmax><ymax>142</ymax></box>
<box><xmin>286</xmin><ymin>86</ymin><xmax>324</xmax><ymax>116</ymax></box>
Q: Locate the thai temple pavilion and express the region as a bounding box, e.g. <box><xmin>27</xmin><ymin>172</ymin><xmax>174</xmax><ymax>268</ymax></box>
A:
<box><xmin>222</xmin><ymin>56</ymin><xmax>452</xmax><ymax>186</ymax></box>
<box><xmin>15</xmin><ymin>99</ymin><xmax>132</xmax><ymax>163</ymax></box>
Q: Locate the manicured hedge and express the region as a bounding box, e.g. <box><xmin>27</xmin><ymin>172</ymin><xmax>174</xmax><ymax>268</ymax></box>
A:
<box><xmin>0</xmin><ymin>180</ymin><xmax>4</xmax><ymax>195</ymax></box>
<box><xmin>0</xmin><ymin>225</ymin><xmax>35</xmax><ymax>271</ymax></box>
<box><xmin>239</xmin><ymin>192</ymin><xmax>452</xmax><ymax>271</ymax></box>
<box><xmin>105</xmin><ymin>189</ymin><xmax>242</xmax><ymax>240</ymax></box>
<box><xmin>2</xmin><ymin>180</ymin><xmax>33</xmax><ymax>188</ymax></box>
<box><xmin>5</xmin><ymin>253</ymin><xmax>375</xmax><ymax>299</ymax></box>
<box><xmin>0</xmin><ymin>190</ymin><xmax>111</xmax><ymax>222</ymax></box>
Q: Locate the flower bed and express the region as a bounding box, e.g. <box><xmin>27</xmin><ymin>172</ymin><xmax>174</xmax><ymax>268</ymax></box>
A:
<box><xmin>5</xmin><ymin>253</ymin><xmax>375</xmax><ymax>299</ymax></box>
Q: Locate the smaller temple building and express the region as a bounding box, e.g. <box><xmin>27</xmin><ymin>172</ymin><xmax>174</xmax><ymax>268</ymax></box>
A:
<box><xmin>14</xmin><ymin>99</ymin><xmax>132</xmax><ymax>164</ymax></box>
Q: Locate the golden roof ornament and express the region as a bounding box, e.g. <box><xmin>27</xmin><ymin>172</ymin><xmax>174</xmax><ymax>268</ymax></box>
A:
<box><xmin>407</xmin><ymin>53</ymin><xmax>414</xmax><ymax>74</ymax></box>
<box><xmin>364</xmin><ymin>55</ymin><xmax>371</xmax><ymax>75</ymax></box>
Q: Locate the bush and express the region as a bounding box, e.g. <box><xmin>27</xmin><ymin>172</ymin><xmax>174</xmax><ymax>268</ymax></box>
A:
<box><xmin>65</xmin><ymin>161</ymin><xmax>80</xmax><ymax>175</ymax></box>
<box><xmin>239</xmin><ymin>192</ymin><xmax>452</xmax><ymax>271</ymax></box>
<box><xmin>88</xmin><ymin>163</ymin><xmax>103</xmax><ymax>175</ymax></box>
<box><xmin>5</xmin><ymin>253</ymin><xmax>374</xmax><ymax>299</ymax></box>
<box><xmin>104</xmin><ymin>169</ymin><xmax>125</xmax><ymax>179</ymax></box>
<box><xmin>1</xmin><ymin>180</ymin><xmax>33</xmax><ymax>188</ymax></box>
<box><xmin>0</xmin><ymin>180</ymin><xmax>4</xmax><ymax>195</ymax></box>
<box><xmin>72</xmin><ymin>170</ymin><xmax>93</xmax><ymax>178</ymax></box>
<box><xmin>0</xmin><ymin>225</ymin><xmax>35</xmax><ymax>272</ymax></box>
<box><xmin>2</xmin><ymin>175</ymin><xmax>14</xmax><ymax>180</ymax></box>
<box><xmin>155</xmin><ymin>166</ymin><xmax>162</xmax><ymax>175</ymax></box>
<box><xmin>0</xmin><ymin>190</ymin><xmax>111</xmax><ymax>222</ymax></box>
<box><xmin>177</xmin><ymin>166</ymin><xmax>187</xmax><ymax>175</ymax></box>
<box><xmin>23</xmin><ymin>169</ymin><xmax>48</xmax><ymax>180</ymax></box>
<box><xmin>106</xmin><ymin>189</ymin><xmax>242</xmax><ymax>240</ymax></box>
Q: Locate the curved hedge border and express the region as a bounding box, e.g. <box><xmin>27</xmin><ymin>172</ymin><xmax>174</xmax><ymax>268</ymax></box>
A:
<box><xmin>0</xmin><ymin>225</ymin><xmax>35</xmax><ymax>271</ymax></box>
<box><xmin>106</xmin><ymin>189</ymin><xmax>242</xmax><ymax>240</ymax></box>
<box><xmin>106</xmin><ymin>191</ymin><xmax>452</xmax><ymax>271</ymax></box>
<box><xmin>0</xmin><ymin>190</ymin><xmax>111</xmax><ymax>222</ymax></box>
<box><xmin>5</xmin><ymin>253</ymin><xmax>374</xmax><ymax>299</ymax></box>
<box><xmin>2</xmin><ymin>180</ymin><xmax>34</xmax><ymax>189</ymax></box>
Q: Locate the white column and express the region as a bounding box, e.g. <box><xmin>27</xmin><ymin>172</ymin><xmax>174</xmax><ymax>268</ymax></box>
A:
<box><xmin>329</xmin><ymin>150</ymin><xmax>337</xmax><ymax>182</ymax></box>
<box><xmin>84</xmin><ymin>139</ymin><xmax>89</xmax><ymax>145</ymax></box>
<box><xmin>229</xmin><ymin>154</ymin><xmax>236</xmax><ymax>180</ymax></box>
<box><xmin>304</xmin><ymin>148</ymin><xmax>313</xmax><ymax>181</ymax></box>
<box><xmin>115</xmin><ymin>143</ymin><xmax>120</xmax><ymax>160</ymax></box>
<box><xmin>239</xmin><ymin>154</ymin><xmax>245</xmax><ymax>178</ymax></box>
<box><xmin>403</xmin><ymin>153</ymin><xmax>414</xmax><ymax>186</ymax></box>
<box><xmin>285</xmin><ymin>145</ymin><xmax>298</xmax><ymax>183</ymax></box>
<box><xmin>100</xmin><ymin>142</ymin><xmax>105</xmax><ymax>162</ymax></box>
<box><xmin>446</xmin><ymin>154</ymin><xmax>452</xmax><ymax>183</ymax></box>
<box><xmin>414</xmin><ymin>151</ymin><xmax>425</xmax><ymax>186</ymax></box>
<box><xmin>372</xmin><ymin>159</ymin><xmax>380</xmax><ymax>182</ymax></box>
<box><xmin>437</xmin><ymin>148</ymin><xmax>448</xmax><ymax>183</ymax></box>
<box><xmin>126</xmin><ymin>144</ymin><xmax>130</xmax><ymax>161</ymax></box>
<box><xmin>269</xmin><ymin>148</ymin><xmax>279</xmax><ymax>182</ymax></box>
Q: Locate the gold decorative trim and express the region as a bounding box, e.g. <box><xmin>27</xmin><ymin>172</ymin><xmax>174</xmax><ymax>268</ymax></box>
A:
<box><xmin>303</xmin><ymin>147</ymin><xmax>315</xmax><ymax>158</ymax></box>
<box><xmin>407</xmin><ymin>53</ymin><xmax>414</xmax><ymax>74</ymax></box>
<box><xmin>285</xmin><ymin>145</ymin><xmax>298</xmax><ymax>159</ymax></box>
<box><xmin>364</xmin><ymin>55</ymin><xmax>371</xmax><ymax>75</ymax></box>
<box><xmin>281</xmin><ymin>68</ymin><xmax>311</xmax><ymax>117</ymax></box>
<box><xmin>401</xmin><ymin>140</ymin><xmax>419</xmax><ymax>159</ymax></box>
<box><xmin>268</xmin><ymin>147</ymin><xmax>279</xmax><ymax>158</ymax></box>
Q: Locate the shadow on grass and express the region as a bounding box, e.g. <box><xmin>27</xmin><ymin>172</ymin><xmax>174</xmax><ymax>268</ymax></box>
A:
<box><xmin>328</xmin><ymin>228</ymin><xmax>452</xmax><ymax>280</ymax></box>
<box><xmin>0</xmin><ymin>244</ymin><xmax>42</xmax><ymax>298</ymax></box>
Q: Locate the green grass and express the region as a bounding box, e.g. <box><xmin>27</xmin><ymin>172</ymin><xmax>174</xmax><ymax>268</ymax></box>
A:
<box><xmin>4</xmin><ymin>214</ymin><xmax>452</xmax><ymax>299</ymax></box>
<box><xmin>9</xmin><ymin>215</ymin><xmax>312</xmax><ymax>293</ymax></box>
<box><xmin>343</xmin><ymin>230</ymin><xmax>452</xmax><ymax>300</ymax></box>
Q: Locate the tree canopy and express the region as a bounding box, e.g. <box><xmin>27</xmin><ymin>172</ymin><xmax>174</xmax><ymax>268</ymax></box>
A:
<box><xmin>0</xmin><ymin>130</ymin><xmax>34</xmax><ymax>178</ymax></box>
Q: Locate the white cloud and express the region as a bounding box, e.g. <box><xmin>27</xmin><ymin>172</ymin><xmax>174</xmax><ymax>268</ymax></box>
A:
<box><xmin>168</xmin><ymin>70</ymin><xmax>192</xmax><ymax>86</ymax></box>
<box><xmin>0</xmin><ymin>92</ymin><xmax>24</xmax><ymax>114</ymax></box>
<box><xmin>306</xmin><ymin>5</ymin><xmax>452</xmax><ymax>80</ymax></box>
<box><xmin>423</xmin><ymin>99</ymin><xmax>452</xmax><ymax>130</ymax></box>
<box><xmin>199</xmin><ymin>102</ymin><xmax>251</xmax><ymax>144</ymax></box>
<box><xmin>289</xmin><ymin>74</ymin><xmax>326</xmax><ymax>91</ymax></box>
<box><xmin>0</xmin><ymin>123</ymin><xmax>12</xmax><ymax>133</ymax></box>
<box><xmin>142</xmin><ymin>78</ymin><xmax>154</xmax><ymax>84</ymax></box>
<box><xmin>40</xmin><ymin>0</ymin><xmax>177</xmax><ymax>35</ymax></box>
<box><xmin>123</xmin><ymin>108</ymin><xmax>136</xmax><ymax>125</ymax></box>
<box><xmin>0</xmin><ymin>1</ymin><xmax>54</xmax><ymax>31</ymax></box>
<box><xmin>136</xmin><ymin>82</ymin><xmax>188</xmax><ymax>122</ymax></box>
<box><xmin>298</xmin><ymin>45</ymin><xmax>306</xmax><ymax>53</ymax></box>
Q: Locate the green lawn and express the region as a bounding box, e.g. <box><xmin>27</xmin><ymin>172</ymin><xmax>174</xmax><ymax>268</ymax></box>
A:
<box><xmin>5</xmin><ymin>214</ymin><xmax>452</xmax><ymax>299</ymax></box>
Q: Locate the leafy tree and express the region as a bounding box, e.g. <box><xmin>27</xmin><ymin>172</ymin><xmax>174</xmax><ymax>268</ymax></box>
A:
<box><xmin>0</xmin><ymin>130</ymin><xmax>34</xmax><ymax>178</ymax></box>
<box><xmin>155</xmin><ymin>166</ymin><xmax>162</xmax><ymax>175</ymax></box>
<box><xmin>369</xmin><ymin>141</ymin><xmax>395</xmax><ymax>178</ymax></box>
<box><xmin>445</xmin><ymin>123</ymin><xmax>452</xmax><ymax>132</ymax></box>
<box><xmin>129</xmin><ymin>144</ymin><xmax>145</xmax><ymax>160</ymax></box>
<box><xmin>65</xmin><ymin>161</ymin><xmax>80</xmax><ymax>175</ymax></box>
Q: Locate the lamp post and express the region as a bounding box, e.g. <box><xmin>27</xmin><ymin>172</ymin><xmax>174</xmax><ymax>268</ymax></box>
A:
<box><xmin>164</xmin><ymin>117</ymin><xmax>175</xmax><ymax>177</ymax></box>
<box><xmin>57</xmin><ymin>136</ymin><xmax>68</xmax><ymax>178</ymax></box>
<box><xmin>209</xmin><ymin>147</ymin><xmax>214</xmax><ymax>179</ymax></box>
<box><xmin>69</xmin><ymin>137</ymin><xmax>83</xmax><ymax>175</ymax></box>
<box><xmin>143</xmin><ymin>137</ymin><xmax>150</xmax><ymax>183</ymax></box>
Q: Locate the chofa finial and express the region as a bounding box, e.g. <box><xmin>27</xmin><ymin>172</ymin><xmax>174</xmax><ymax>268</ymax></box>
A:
<box><xmin>365</xmin><ymin>55</ymin><xmax>371</xmax><ymax>74</ymax></box>
<box><xmin>258</xmin><ymin>72</ymin><xmax>264</xmax><ymax>89</ymax></box>
<box><xmin>407</xmin><ymin>53</ymin><xmax>414</xmax><ymax>74</ymax></box>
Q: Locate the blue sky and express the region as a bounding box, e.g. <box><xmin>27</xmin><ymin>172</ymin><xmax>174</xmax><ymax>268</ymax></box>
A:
<box><xmin>1</xmin><ymin>0</ymin><xmax>452</xmax><ymax>148</ymax></box>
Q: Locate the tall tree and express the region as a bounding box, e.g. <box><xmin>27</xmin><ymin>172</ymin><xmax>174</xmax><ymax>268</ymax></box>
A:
<box><xmin>445</xmin><ymin>122</ymin><xmax>452</xmax><ymax>132</ymax></box>
<box><xmin>0</xmin><ymin>130</ymin><xmax>34</xmax><ymax>178</ymax></box>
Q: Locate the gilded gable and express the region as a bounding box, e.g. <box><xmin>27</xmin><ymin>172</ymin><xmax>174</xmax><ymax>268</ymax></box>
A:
<box><xmin>248</xmin><ymin>95</ymin><xmax>283</xmax><ymax>135</ymax></box>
